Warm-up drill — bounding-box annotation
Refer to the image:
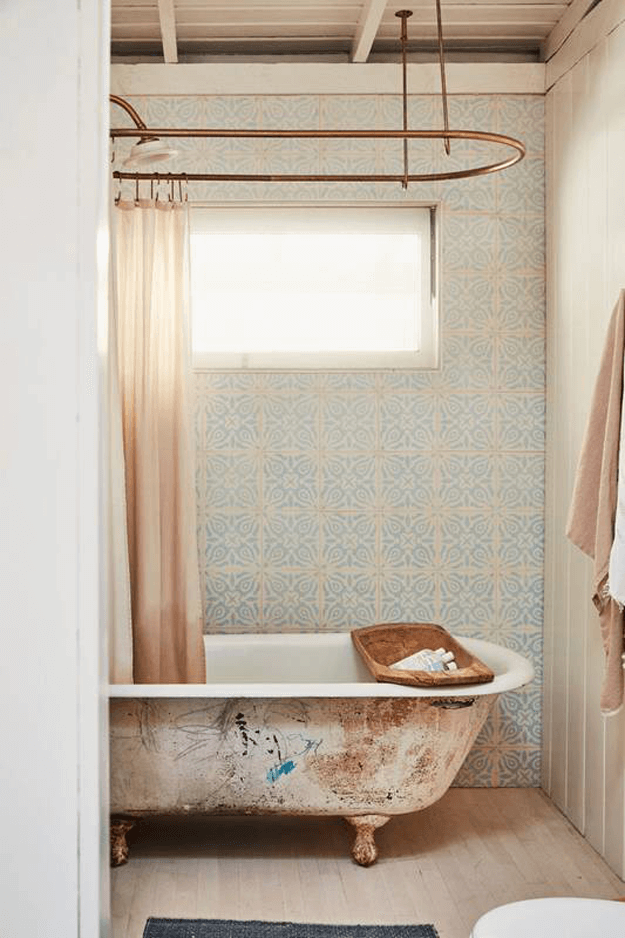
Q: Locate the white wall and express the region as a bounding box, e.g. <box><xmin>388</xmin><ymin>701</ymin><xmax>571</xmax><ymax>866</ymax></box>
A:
<box><xmin>543</xmin><ymin>5</ymin><xmax>625</xmax><ymax>878</ymax></box>
<box><xmin>0</xmin><ymin>1</ymin><xmax>109</xmax><ymax>935</ymax></box>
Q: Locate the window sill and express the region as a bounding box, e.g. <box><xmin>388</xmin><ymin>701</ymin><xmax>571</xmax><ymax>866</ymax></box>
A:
<box><xmin>192</xmin><ymin>349</ymin><xmax>439</xmax><ymax>371</ymax></box>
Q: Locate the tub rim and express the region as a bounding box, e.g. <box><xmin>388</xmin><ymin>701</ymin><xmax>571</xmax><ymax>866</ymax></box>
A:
<box><xmin>108</xmin><ymin>632</ymin><xmax>534</xmax><ymax>698</ymax></box>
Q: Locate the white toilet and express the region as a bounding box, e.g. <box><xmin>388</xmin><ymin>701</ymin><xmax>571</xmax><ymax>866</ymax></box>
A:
<box><xmin>470</xmin><ymin>897</ymin><xmax>625</xmax><ymax>937</ymax></box>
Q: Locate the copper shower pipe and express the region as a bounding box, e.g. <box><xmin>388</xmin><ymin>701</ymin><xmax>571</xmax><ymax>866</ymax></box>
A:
<box><xmin>109</xmin><ymin>7</ymin><xmax>526</xmax><ymax>186</ymax></box>
<box><xmin>397</xmin><ymin>10</ymin><xmax>412</xmax><ymax>189</ymax></box>
<box><xmin>434</xmin><ymin>0</ymin><xmax>451</xmax><ymax>156</ymax></box>
<box><xmin>110</xmin><ymin>94</ymin><xmax>147</xmax><ymax>130</ymax></box>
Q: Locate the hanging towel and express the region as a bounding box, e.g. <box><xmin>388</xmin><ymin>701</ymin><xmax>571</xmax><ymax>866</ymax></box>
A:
<box><xmin>566</xmin><ymin>290</ymin><xmax>625</xmax><ymax>715</ymax></box>
<box><xmin>609</xmin><ymin>335</ymin><xmax>625</xmax><ymax>608</ymax></box>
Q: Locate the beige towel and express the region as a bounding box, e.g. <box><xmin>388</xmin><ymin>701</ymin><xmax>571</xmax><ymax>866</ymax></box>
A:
<box><xmin>566</xmin><ymin>290</ymin><xmax>625</xmax><ymax>715</ymax></box>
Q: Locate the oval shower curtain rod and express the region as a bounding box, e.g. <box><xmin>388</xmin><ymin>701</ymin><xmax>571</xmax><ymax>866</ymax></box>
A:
<box><xmin>109</xmin><ymin>9</ymin><xmax>525</xmax><ymax>188</ymax></box>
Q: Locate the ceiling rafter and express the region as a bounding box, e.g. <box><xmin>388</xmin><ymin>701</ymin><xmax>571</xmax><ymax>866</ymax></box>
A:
<box><xmin>158</xmin><ymin>0</ymin><xmax>179</xmax><ymax>63</ymax></box>
<box><xmin>110</xmin><ymin>0</ymin><xmax>578</xmax><ymax>60</ymax></box>
<box><xmin>351</xmin><ymin>0</ymin><xmax>389</xmax><ymax>61</ymax></box>
<box><xmin>540</xmin><ymin>0</ymin><xmax>597</xmax><ymax>60</ymax></box>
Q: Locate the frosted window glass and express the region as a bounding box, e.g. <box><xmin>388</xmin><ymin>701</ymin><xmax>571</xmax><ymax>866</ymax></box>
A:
<box><xmin>190</xmin><ymin>205</ymin><xmax>437</xmax><ymax>369</ymax></box>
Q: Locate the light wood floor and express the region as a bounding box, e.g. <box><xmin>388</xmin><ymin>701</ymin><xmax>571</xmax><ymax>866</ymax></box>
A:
<box><xmin>111</xmin><ymin>788</ymin><xmax>624</xmax><ymax>938</ymax></box>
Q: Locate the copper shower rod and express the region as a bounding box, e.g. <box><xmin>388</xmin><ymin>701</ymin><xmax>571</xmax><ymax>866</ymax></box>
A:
<box><xmin>110</xmin><ymin>127</ymin><xmax>521</xmax><ymax>143</ymax></box>
<box><xmin>112</xmin><ymin>129</ymin><xmax>524</xmax><ymax>185</ymax></box>
<box><xmin>109</xmin><ymin>9</ymin><xmax>526</xmax><ymax>186</ymax></box>
<box><xmin>111</xmin><ymin>129</ymin><xmax>525</xmax><ymax>184</ymax></box>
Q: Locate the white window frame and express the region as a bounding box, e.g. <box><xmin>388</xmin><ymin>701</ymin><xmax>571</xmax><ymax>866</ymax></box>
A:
<box><xmin>190</xmin><ymin>202</ymin><xmax>440</xmax><ymax>371</ymax></box>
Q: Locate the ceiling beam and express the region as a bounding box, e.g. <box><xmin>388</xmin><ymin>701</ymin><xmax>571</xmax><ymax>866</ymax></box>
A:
<box><xmin>111</xmin><ymin>62</ymin><xmax>545</xmax><ymax>97</ymax></box>
<box><xmin>157</xmin><ymin>0</ymin><xmax>178</xmax><ymax>64</ymax></box>
<box><xmin>351</xmin><ymin>0</ymin><xmax>388</xmax><ymax>62</ymax></box>
<box><xmin>545</xmin><ymin>0</ymin><xmax>625</xmax><ymax>88</ymax></box>
<box><xmin>540</xmin><ymin>0</ymin><xmax>597</xmax><ymax>61</ymax></box>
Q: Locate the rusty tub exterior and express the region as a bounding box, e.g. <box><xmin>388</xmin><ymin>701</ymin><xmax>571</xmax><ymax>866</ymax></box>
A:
<box><xmin>109</xmin><ymin>633</ymin><xmax>533</xmax><ymax>866</ymax></box>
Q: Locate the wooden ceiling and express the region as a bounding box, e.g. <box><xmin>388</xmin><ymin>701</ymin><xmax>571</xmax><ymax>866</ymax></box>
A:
<box><xmin>110</xmin><ymin>0</ymin><xmax>578</xmax><ymax>61</ymax></box>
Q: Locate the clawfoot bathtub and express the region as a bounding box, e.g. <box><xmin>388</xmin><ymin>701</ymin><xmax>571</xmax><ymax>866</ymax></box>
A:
<box><xmin>109</xmin><ymin>632</ymin><xmax>533</xmax><ymax>866</ymax></box>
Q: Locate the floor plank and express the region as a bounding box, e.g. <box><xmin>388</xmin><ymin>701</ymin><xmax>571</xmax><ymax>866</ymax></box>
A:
<box><xmin>111</xmin><ymin>789</ymin><xmax>625</xmax><ymax>938</ymax></box>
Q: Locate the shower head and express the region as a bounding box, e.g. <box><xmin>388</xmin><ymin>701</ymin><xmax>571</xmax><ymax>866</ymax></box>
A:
<box><xmin>123</xmin><ymin>136</ymin><xmax>179</xmax><ymax>167</ymax></box>
<box><xmin>109</xmin><ymin>95</ymin><xmax>178</xmax><ymax>165</ymax></box>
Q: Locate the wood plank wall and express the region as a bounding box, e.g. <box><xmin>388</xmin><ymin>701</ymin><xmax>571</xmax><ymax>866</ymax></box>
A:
<box><xmin>543</xmin><ymin>13</ymin><xmax>625</xmax><ymax>879</ymax></box>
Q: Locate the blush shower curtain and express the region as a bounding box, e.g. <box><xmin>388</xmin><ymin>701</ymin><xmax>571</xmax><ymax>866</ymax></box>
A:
<box><xmin>112</xmin><ymin>199</ymin><xmax>206</xmax><ymax>684</ymax></box>
<box><xmin>107</xmin><ymin>204</ymin><xmax>133</xmax><ymax>684</ymax></box>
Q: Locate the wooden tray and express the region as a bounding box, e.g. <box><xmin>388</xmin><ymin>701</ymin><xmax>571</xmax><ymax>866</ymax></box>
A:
<box><xmin>351</xmin><ymin>622</ymin><xmax>495</xmax><ymax>687</ymax></box>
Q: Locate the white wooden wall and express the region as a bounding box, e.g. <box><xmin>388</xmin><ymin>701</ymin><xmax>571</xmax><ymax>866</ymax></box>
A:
<box><xmin>543</xmin><ymin>8</ymin><xmax>625</xmax><ymax>879</ymax></box>
<box><xmin>0</xmin><ymin>1</ymin><xmax>110</xmax><ymax>935</ymax></box>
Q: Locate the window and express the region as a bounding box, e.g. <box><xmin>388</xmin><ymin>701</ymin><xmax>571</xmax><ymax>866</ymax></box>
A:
<box><xmin>190</xmin><ymin>204</ymin><xmax>438</xmax><ymax>370</ymax></box>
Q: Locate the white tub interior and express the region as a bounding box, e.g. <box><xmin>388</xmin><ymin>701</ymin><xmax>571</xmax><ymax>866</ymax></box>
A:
<box><xmin>109</xmin><ymin>631</ymin><xmax>533</xmax><ymax>698</ymax></box>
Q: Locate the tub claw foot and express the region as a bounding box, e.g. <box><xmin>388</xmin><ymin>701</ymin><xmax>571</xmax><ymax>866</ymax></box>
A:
<box><xmin>110</xmin><ymin>818</ymin><xmax>135</xmax><ymax>867</ymax></box>
<box><xmin>345</xmin><ymin>814</ymin><xmax>390</xmax><ymax>867</ymax></box>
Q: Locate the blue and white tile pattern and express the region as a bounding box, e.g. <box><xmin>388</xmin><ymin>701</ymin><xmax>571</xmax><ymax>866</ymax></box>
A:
<box><xmin>113</xmin><ymin>92</ymin><xmax>545</xmax><ymax>787</ymax></box>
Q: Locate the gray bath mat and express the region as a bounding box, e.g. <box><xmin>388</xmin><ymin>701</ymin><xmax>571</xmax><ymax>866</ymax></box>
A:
<box><xmin>142</xmin><ymin>921</ymin><xmax>440</xmax><ymax>938</ymax></box>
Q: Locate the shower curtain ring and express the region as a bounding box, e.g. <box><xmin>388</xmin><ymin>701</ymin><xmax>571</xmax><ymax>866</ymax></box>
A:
<box><xmin>135</xmin><ymin>175</ymin><xmax>140</xmax><ymax>204</ymax></box>
<box><xmin>150</xmin><ymin>178</ymin><xmax>154</xmax><ymax>201</ymax></box>
<box><xmin>184</xmin><ymin>173</ymin><xmax>188</xmax><ymax>201</ymax></box>
<box><xmin>177</xmin><ymin>179</ymin><xmax>183</xmax><ymax>203</ymax></box>
<box><xmin>169</xmin><ymin>176</ymin><xmax>175</xmax><ymax>202</ymax></box>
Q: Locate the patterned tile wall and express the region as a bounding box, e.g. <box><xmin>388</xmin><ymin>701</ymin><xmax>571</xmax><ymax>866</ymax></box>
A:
<box><xmin>113</xmin><ymin>93</ymin><xmax>545</xmax><ymax>786</ymax></box>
